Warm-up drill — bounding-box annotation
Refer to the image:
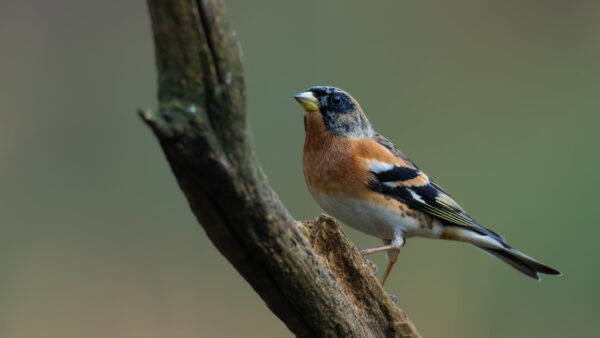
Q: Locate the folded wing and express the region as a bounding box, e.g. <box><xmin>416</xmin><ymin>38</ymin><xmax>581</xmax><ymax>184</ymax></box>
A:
<box><xmin>366</xmin><ymin>135</ymin><xmax>504</xmax><ymax>241</ymax></box>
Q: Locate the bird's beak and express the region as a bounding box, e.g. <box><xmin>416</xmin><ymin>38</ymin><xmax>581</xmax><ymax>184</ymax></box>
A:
<box><xmin>293</xmin><ymin>91</ymin><xmax>319</xmax><ymax>112</ymax></box>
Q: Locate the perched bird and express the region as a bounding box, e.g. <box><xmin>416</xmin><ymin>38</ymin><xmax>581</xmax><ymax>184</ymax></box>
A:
<box><xmin>294</xmin><ymin>86</ymin><xmax>560</xmax><ymax>286</ymax></box>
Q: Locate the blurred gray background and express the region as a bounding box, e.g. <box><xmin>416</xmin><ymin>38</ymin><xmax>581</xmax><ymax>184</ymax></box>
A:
<box><xmin>1</xmin><ymin>0</ymin><xmax>598</xmax><ymax>337</ymax></box>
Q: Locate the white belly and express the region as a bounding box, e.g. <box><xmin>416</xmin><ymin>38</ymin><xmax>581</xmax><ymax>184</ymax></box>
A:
<box><xmin>312</xmin><ymin>192</ymin><xmax>439</xmax><ymax>240</ymax></box>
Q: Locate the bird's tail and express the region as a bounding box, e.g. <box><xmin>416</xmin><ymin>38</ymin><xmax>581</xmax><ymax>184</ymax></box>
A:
<box><xmin>442</xmin><ymin>226</ymin><xmax>561</xmax><ymax>280</ymax></box>
<box><xmin>478</xmin><ymin>245</ymin><xmax>561</xmax><ymax>280</ymax></box>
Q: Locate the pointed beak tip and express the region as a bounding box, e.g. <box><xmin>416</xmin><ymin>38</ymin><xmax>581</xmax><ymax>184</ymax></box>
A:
<box><xmin>293</xmin><ymin>91</ymin><xmax>319</xmax><ymax>112</ymax></box>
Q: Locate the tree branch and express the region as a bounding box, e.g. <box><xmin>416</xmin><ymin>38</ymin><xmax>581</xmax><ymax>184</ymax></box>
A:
<box><xmin>140</xmin><ymin>0</ymin><xmax>420</xmax><ymax>336</ymax></box>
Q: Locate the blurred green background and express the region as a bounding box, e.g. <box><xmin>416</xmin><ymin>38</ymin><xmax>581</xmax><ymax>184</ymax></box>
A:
<box><xmin>1</xmin><ymin>0</ymin><xmax>598</xmax><ymax>337</ymax></box>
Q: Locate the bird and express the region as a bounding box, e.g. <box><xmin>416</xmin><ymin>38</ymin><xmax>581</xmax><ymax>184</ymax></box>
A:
<box><xmin>293</xmin><ymin>86</ymin><xmax>560</xmax><ymax>286</ymax></box>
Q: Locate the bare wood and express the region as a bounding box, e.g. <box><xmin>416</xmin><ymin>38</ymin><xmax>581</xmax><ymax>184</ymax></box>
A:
<box><xmin>140</xmin><ymin>0</ymin><xmax>420</xmax><ymax>336</ymax></box>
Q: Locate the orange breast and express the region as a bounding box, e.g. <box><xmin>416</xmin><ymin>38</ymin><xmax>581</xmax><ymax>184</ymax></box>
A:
<box><xmin>302</xmin><ymin>112</ymin><xmax>411</xmax><ymax>201</ymax></box>
<box><xmin>302</xmin><ymin>112</ymin><xmax>370</xmax><ymax>198</ymax></box>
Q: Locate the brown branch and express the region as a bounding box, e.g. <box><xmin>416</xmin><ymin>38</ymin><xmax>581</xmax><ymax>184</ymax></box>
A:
<box><xmin>140</xmin><ymin>0</ymin><xmax>420</xmax><ymax>336</ymax></box>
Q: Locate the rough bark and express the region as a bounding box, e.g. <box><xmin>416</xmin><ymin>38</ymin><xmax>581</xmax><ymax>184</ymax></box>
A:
<box><xmin>140</xmin><ymin>0</ymin><xmax>420</xmax><ymax>336</ymax></box>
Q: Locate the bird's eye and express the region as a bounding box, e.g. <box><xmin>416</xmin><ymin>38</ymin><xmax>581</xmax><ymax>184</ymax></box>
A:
<box><xmin>330</xmin><ymin>94</ymin><xmax>342</xmax><ymax>105</ymax></box>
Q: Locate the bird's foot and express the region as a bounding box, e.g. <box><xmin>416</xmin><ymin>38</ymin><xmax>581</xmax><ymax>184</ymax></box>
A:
<box><xmin>365</xmin><ymin>259</ymin><xmax>379</xmax><ymax>275</ymax></box>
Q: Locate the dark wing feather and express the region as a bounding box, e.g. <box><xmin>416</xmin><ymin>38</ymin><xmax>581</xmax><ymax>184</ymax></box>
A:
<box><xmin>372</xmin><ymin>133</ymin><xmax>419</xmax><ymax>169</ymax></box>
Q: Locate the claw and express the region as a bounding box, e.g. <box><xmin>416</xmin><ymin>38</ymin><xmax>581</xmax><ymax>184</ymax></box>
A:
<box><xmin>389</xmin><ymin>294</ymin><xmax>398</xmax><ymax>305</ymax></box>
<box><xmin>365</xmin><ymin>259</ymin><xmax>379</xmax><ymax>275</ymax></box>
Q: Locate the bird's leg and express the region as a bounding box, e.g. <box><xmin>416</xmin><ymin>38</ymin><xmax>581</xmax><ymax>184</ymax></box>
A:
<box><xmin>360</xmin><ymin>244</ymin><xmax>394</xmax><ymax>277</ymax></box>
<box><xmin>381</xmin><ymin>248</ymin><xmax>399</xmax><ymax>286</ymax></box>
<box><xmin>360</xmin><ymin>237</ymin><xmax>405</xmax><ymax>286</ymax></box>
<box><xmin>360</xmin><ymin>236</ymin><xmax>404</xmax><ymax>256</ymax></box>
<box><xmin>359</xmin><ymin>244</ymin><xmax>397</xmax><ymax>256</ymax></box>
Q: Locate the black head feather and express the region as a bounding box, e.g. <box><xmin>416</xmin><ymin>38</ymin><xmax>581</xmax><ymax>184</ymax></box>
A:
<box><xmin>307</xmin><ymin>86</ymin><xmax>373</xmax><ymax>138</ymax></box>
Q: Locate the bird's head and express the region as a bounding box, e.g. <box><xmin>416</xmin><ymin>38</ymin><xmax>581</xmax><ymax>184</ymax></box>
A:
<box><xmin>294</xmin><ymin>86</ymin><xmax>373</xmax><ymax>138</ymax></box>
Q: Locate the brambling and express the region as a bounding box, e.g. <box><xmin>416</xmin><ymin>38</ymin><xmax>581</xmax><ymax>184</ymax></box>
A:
<box><xmin>294</xmin><ymin>86</ymin><xmax>560</xmax><ymax>286</ymax></box>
